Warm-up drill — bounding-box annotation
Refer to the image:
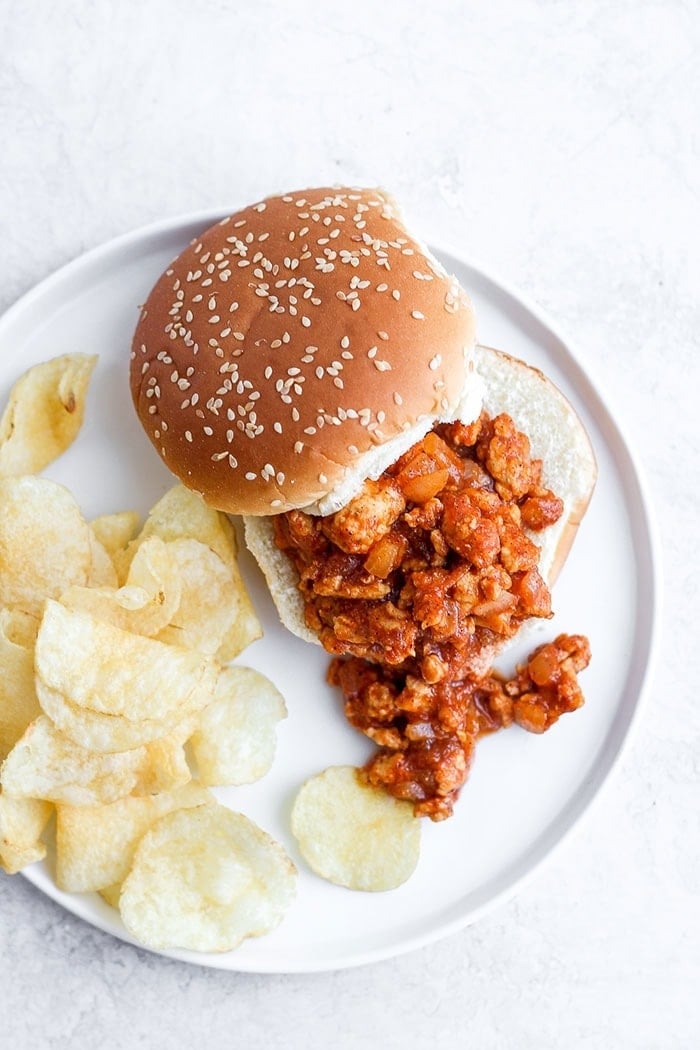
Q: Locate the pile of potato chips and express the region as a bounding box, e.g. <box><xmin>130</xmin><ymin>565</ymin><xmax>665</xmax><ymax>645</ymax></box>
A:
<box><xmin>0</xmin><ymin>355</ymin><xmax>297</xmax><ymax>952</ymax></box>
<box><xmin>0</xmin><ymin>354</ymin><xmax>421</xmax><ymax>957</ymax></box>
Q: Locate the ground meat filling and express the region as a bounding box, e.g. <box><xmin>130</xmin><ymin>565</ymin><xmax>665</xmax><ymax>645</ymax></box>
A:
<box><xmin>330</xmin><ymin>633</ymin><xmax>591</xmax><ymax>820</ymax></box>
<box><xmin>274</xmin><ymin>412</ymin><xmax>591</xmax><ymax>820</ymax></box>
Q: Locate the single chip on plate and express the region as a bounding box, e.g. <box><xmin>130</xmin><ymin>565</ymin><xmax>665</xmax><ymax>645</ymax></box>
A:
<box><xmin>189</xmin><ymin>665</ymin><xmax>286</xmax><ymax>786</ymax></box>
<box><xmin>118</xmin><ymin>803</ymin><xmax>297</xmax><ymax>952</ymax></box>
<box><xmin>0</xmin><ymin>353</ymin><xmax>97</xmax><ymax>476</ymax></box>
<box><xmin>291</xmin><ymin>765</ymin><xmax>421</xmax><ymax>891</ymax></box>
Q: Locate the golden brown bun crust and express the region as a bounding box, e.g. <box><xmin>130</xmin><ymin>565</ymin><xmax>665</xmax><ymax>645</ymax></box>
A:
<box><xmin>130</xmin><ymin>187</ymin><xmax>476</xmax><ymax>515</ymax></box>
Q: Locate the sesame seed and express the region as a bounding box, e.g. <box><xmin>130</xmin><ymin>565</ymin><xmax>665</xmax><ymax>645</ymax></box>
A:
<box><xmin>294</xmin><ymin>441</ymin><xmax>304</xmax><ymax>454</ymax></box>
<box><xmin>411</xmin><ymin>310</ymin><xmax>425</xmax><ymax>320</ymax></box>
<box><xmin>374</xmin><ymin>360</ymin><xmax>391</xmax><ymax>372</ymax></box>
<box><xmin>429</xmin><ymin>354</ymin><xmax>442</xmax><ymax>370</ymax></box>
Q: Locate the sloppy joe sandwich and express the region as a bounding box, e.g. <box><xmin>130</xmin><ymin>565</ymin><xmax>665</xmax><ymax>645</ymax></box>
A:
<box><xmin>130</xmin><ymin>186</ymin><xmax>597</xmax><ymax>819</ymax></box>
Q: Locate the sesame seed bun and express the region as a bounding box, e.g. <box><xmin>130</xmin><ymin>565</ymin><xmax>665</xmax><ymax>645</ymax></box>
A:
<box><xmin>130</xmin><ymin>187</ymin><xmax>479</xmax><ymax>516</ymax></box>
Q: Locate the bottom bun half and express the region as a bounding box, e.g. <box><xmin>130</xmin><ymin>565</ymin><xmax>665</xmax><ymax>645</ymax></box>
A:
<box><xmin>243</xmin><ymin>345</ymin><xmax>597</xmax><ymax>657</ymax></box>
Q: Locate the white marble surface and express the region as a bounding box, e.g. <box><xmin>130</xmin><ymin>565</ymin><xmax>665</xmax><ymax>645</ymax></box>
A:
<box><xmin>1</xmin><ymin>1</ymin><xmax>697</xmax><ymax>1046</ymax></box>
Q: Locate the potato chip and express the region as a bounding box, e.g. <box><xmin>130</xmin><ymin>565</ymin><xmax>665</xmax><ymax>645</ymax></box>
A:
<box><xmin>155</xmin><ymin>538</ymin><xmax>261</xmax><ymax>660</ymax></box>
<box><xmin>1</xmin><ymin>715</ymin><xmax>145</xmax><ymax>806</ymax></box>
<box><xmin>132</xmin><ymin>717</ymin><xmax>194</xmax><ymax>796</ymax></box>
<box><xmin>123</xmin><ymin>535</ymin><xmax>183</xmax><ymax>632</ymax></box>
<box><xmin>291</xmin><ymin>766</ymin><xmax>421</xmax><ymax>891</ymax></box>
<box><xmin>190</xmin><ymin>666</ymin><xmax>286</xmax><ymax>786</ymax></box>
<box><xmin>0</xmin><ymin>714</ymin><xmax>190</xmax><ymax>806</ymax></box>
<box><xmin>0</xmin><ymin>792</ymin><xmax>52</xmax><ymax>874</ymax></box>
<box><xmin>35</xmin><ymin>601</ymin><xmax>217</xmax><ymax>751</ymax></box>
<box><xmin>90</xmin><ymin>511</ymin><xmax>140</xmax><ymax>559</ymax></box>
<box><xmin>61</xmin><ymin>536</ymin><xmax>182</xmax><ymax>637</ymax></box>
<box><xmin>55</xmin><ymin>782</ymin><xmax>213</xmax><ymax>892</ymax></box>
<box><xmin>0</xmin><ymin>353</ymin><xmax>97</xmax><ymax>476</ymax></box>
<box><xmin>0</xmin><ymin>610</ymin><xmax>41</xmax><ymax>761</ymax></box>
<box><xmin>99</xmin><ymin>883</ymin><xmax>122</xmax><ymax>909</ymax></box>
<box><xmin>0</xmin><ymin>476</ymin><xmax>92</xmax><ymax>615</ymax></box>
<box><xmin>0</xmin><ymin>606</ymin><xmax>40</xmax><ymax>648</ymax></box>
<box><xmin>87</xmin><ymin>531</ymin><xmax>118</xmax><ymax>588</ymax></box>
<box><xmin>35</xmin><ymin>681</ymin><xmax>171</xmax><ymax>755</ymax></box>
<box><xmin>214</xmin><ymin>561</ymin><xmax>263</xmax><ymax>663</ymax></box>
<box><xmin>118</xmin><ymin>803</ymin><xmax>296</xmax><ymax>952</ymax></box>
<box><xmin>114</xmin><ymin>484</ymin><xmax>238</xmax><ymax>582</ymax></box>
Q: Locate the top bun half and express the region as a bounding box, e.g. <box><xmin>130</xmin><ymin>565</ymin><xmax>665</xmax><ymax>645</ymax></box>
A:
<box><xmin>130</xmin><ymin>187</ymin><xmax>479</xmax><ymax>515</ymax></box>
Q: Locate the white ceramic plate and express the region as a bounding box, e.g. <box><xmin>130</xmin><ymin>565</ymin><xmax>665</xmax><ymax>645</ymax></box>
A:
<box><xmin>0</xmin><ymin>210</ymin><xmax>659</xmax><ymax>973</ymax></box>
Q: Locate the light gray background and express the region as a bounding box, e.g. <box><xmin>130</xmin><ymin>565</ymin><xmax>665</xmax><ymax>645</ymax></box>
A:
<box><xmin>1</xmin><ymin>2</ymin><xmax>697</xmax><ymax>1047</ymax></box>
